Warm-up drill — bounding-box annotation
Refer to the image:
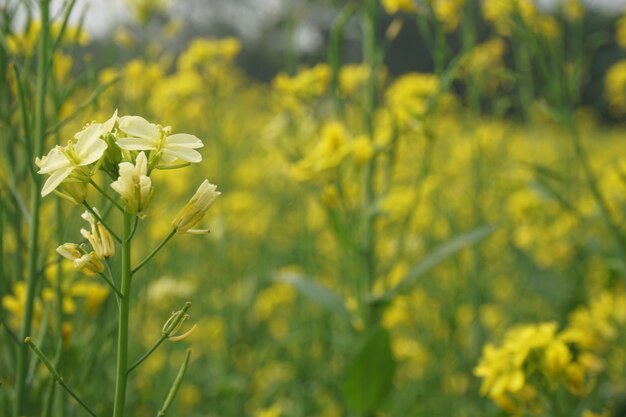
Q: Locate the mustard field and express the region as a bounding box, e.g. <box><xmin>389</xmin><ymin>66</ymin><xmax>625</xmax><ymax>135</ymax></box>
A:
<box><xmin>1</xmin><ymin>1</ymin><xmax>626</xmax><ymax>416</ymax></box>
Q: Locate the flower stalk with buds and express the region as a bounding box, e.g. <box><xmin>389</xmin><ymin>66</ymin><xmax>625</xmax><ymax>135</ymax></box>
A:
<box><xmin>29</xmin><ymin>111</ymin><xmax>220</xmax><ymax>417</ymax></box>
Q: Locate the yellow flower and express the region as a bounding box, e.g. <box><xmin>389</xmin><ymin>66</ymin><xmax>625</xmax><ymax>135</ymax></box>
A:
<box><xmin>273</xmin><ymin>64</ymin><xmax>331</xmax><ymax>102</ymax></box>
<box><xmin>2</xmin><ymin>282</ymin><xmax>43</xmax><ymax>329</ymax></box>
<box><xmin>381</xmin><ymin>0</ymin><xmax>417</xmax><ymax>14</ymax></box>
<box><xmin>291</xmin><ymin>121</ymin><xmax>352</xmax><ymax>182</ymax></box>
<box><xmin>543</xmin><ymin>340</ymin><xmax>572</xmax><ymax>376</ymax></box>
<box><xmin>385</xmin><ymin>73</ymin><xmax>439</xmax><ymax>126</ymax></box>
<box><xmin>606</xmin><ymin>60</ymin><xmax>626</xmax><ymax>115</ymax></box>
<box><xmin>563</xmin><ymin>0</ymin><xmax>585</xmax><ymax>22</ymax></box>
<box><xmin>80</xmin><ymin>208</ymin><xmax>116</xmax><ymax>258</ymax></box>
<box><xmin>56</xmin><ymin>243</ymin><xmax>105</xmax><ymax>277</ymax></box>
<box><xmin>431</xmin><ymin>0</ymin><xmax>465</xmax><ymax>32</ymax></box>
<box><xmin>339</xmin><ymin>64</ymin><xmax>370</xmax><ymax>95</ymax></box>
<box><xmin>110</xmin><ymin>151</ymin><xmax>153</xmax><ymax>214</ymax></box>
<box><xmin>172</xmin><ymin>179</ymin><xmax>220</xmax><ymax>233</ymax></box>
<box><xmin>117</xmin><ymin>115</ymin><xmax>204</xmax><ymax>167</ymax></box>
<box><xmin>36</xmin><ymin>111</ymin><xmax>117</xmax><ymax>197</ymax></box>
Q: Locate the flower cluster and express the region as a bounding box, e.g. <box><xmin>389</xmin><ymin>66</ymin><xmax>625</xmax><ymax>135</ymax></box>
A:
<box><xmin>36</xmin><ymin>111</ymin><xmax>217</xmax><ymax>219</ymax></box>
<box><xmin>474</xmin><ymin>289</ymin><xmax>626</xmax><ymax>414</ymax></box>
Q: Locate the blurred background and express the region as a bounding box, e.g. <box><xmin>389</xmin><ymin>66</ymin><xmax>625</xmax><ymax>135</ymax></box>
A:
<box><xmin>2</xmin><ymin>0</ymin><xmax>626</xmax><ymax>417</ymax></box>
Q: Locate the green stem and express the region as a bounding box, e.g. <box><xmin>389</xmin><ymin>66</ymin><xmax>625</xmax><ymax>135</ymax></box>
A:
<box><xmin>126</xmin><ymin>302</ymin><xmax>191</xmax><ymax>375</ymax></box>
<box><xmin>14</xmin><ymin>1</ymin><xmax>49</xmax><ymax>415</ymax></box>
<box><xmin>360</xmin><ymin>0</ymin><xmax>378</xmax><ymax>327</ymax></box>
<box><xmin>563</xmin><ymin>111</ymin><xmax>626</xmax><ymax>269</ymax></box>
<box><xmin>132</xmin><ymin>229</ymin><xmax>176</xmax><ymax>275</ymax></box>
<box><xmin>90</xmin><ymin>180</ymin><xmax>124</xmax><ymax>212</ymax></box>
<box><xmin>156</xmin><ymin>349</ymin><xmax>191</xmax><ymax>417</ymax></box>
<box><xmin>25</xmin><ymin>337</ymin><xmax>99</xmax><ymax>417</ymax></box>
<box><xmin>112</xmin><ymin>213</ymin><xmax>133</xmax><ymax>417</ymax></box>
<box><xmin>97</xmin><ymin>271</ymin><xmax>123</xmax><ymax>299</ymax></box>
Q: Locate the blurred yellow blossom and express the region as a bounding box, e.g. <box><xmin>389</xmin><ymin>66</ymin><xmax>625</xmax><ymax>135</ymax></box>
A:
<box><xmin>605</xmin><ymin>60</ymin><xmax>626</xmax><ymax>115</ymax></box>
<box><xmin>381</xmin><ymin>0</ymin><xmax>417</xmax><ymax>14</ymax></box>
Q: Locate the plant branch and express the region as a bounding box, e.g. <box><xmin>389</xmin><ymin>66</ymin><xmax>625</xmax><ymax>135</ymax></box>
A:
<box><xmin>25</xmin><ymin>337</ymin><xmax>99</xmax><ymax>417</ymax></box>
<box><xmin>89</xmin><ymin>180</ymin><xmax>124</xmax><ymax>212</ymax></box>
<box><xmin>132</xmin><ymin>229</ymin><xmax>176</xmax><ymax>275</ymax></box>
<box><xmin>127</xmin><ymin>302</ymin><xmax>191</xmax><ymax>375</ymax></box>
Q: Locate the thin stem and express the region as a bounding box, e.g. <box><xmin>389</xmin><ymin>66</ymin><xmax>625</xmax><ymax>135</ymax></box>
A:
<box><xmin>25</xmin><ymin>337</ymin><xmax>99</xmax><ymax>417</ymax></box>
<box><xmin>113</xmin><ymin>213</ymin><xmax>133</xmax><ymax>417</ymax></box>
<box><xmin>90</xmin><ymin>179</ymin><xmax>123</xmax><ymax>212</ymax></box>
<box><xmin>127</xmin><ymin>302</ymin><xmax>191</xmax><ymax>375</ymax></box>
<box><xmin>156</xmin><ymin>349</ymin><xmax>191</xmax><ymax>417</ymax></box>
<box><xmin>2</xmin><ymin>320</ymin><xmax>20</xmax><ymax>345</ymax></box>
<box><xmin>14</xmin><ymin>1</ymin><xmax>49</xmax><ymax>415</ymax></box>
<box><xmin>360</xmin><ymin>0</ymin><xmax>379</xmax><ymax>327</ymax></box>
<box><xmin>563</xmin><ymin>111</ymin><xmax>626</xmax><ymax>268</ymax></box>
<box><xmin>97</xmin><ymin>271</ymin><xmax>123</xmax><ymax>299</ymax></box>
<box><xmin>132</xmin><ymin>229</ymin><xmax>176</xmax><ymax>275</ymax></box>
<box><xmin>128</xmin><ymin>216</ymin><xmax>139</xmax><ymax>241</ymax></box>
<box><xmin>128</xmin><ymin>334</ymin><xmax>167</xmax><ymax>376</ymax></box>
<box><xmin>82</xmin><ymin>202</ymin><xmax>121</xmax><ymax>243</ymax></box>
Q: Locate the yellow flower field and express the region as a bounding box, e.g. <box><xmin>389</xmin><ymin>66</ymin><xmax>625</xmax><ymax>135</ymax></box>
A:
<box><xmin>1</xmin><ymin>0</ymin><xmax>625</xmax><ymax>416</ymax></box>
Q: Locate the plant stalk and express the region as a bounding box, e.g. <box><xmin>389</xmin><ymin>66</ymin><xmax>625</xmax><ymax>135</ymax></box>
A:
<box><xmin>112</xmin><ymin>213</ymin><xmax>133</xmax><ymax>417</ymax></box>
<box><xmin>14</xmin><ymin>1</ymin><xmax>49</xmax><ymax>415</ymax></box>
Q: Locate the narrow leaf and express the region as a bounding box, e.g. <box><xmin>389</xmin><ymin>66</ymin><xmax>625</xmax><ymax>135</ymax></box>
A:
<box><xmin>385</xmin><ymin>224</ymin><xmax>497</xmax><ymax>299</ymax></box>
<box><xmin>274</xmin><ymin>272</ymin><xmax>351</xmax><ymax>323</ymax></box>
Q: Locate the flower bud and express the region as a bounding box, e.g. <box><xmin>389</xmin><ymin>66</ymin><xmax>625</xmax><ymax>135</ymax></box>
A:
<box><xmin>81</xmin><ymin>209</ymin><xmax>115</xmax><ymax>258</ymax></box>
<box><xmin>110</xmin><ymin>151</ymin><xmax>153</xmax><ymax>214</ymax></box>
<box><xmin>54</xmin><ymin>182</ymin><xmax>88</xmax><ymax>205</ymax></box>
<box><xmin>172</xmin><ymin>180</ymin><xmax>220</xmax><ymax>233</ymax></box>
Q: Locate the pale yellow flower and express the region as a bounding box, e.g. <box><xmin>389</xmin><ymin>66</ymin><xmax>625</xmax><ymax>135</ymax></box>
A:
<box><xmin>36</xmin><ymin>111</ymin><xmax>117</xmax><ymax>196</ymax></box>
<box><xmin>117</xmin><ymin>115</ymin><xmax>203</xmax><ymax>167</ymax></box>
<box><xmin>80</xmin><ymin>208</ymin><xmax>115</xmax><ymax>258</ymax></box>
<box><xmin>110</xmin><ymin>151</ymin><xmax>153</xmax><ymax>214</ymax></box>
<box><xmin>172</xmin><ymin>179</ymin><xmax>220</xmax><ymax>233</ymax></box>
<box><xmin>56</xmin><ymin>243</ymin><xmax>105</xmax><ymax>276</ymax></box>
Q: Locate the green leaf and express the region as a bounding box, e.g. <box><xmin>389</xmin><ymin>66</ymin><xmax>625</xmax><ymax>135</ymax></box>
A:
<box><xmin>341</xmin><ymin>327</ymin><xmax>395</xmax><ymax>414</ymax></box>
<box><xmin>274</xmin><ymin>272</ymin><xmax>351</xmax><ymax>323</ymax></box>
<box><xmin>382</xmin><ymin>224</ymin><xmax>498</xmax><ymax>300</ymax></box>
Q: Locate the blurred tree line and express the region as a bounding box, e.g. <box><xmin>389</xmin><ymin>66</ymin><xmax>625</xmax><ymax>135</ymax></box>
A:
<box><xmin>90</xmin><ymin>0</ymin><xmax>626</xmax><ymax>121</ymax></box>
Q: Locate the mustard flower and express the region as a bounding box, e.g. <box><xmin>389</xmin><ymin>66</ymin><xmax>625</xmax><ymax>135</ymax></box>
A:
<box><xmin>80</xmin><ymin>208</ymin><xmax>115</xmax><ymax>258</ymax></box>
<box><xmin>56</xmin><ymin>243</ymin><xmax>105</xmax><ymax>277</ymax></box>
<box><xmin>36</xmin><ymin>112</ymin><xmax>117</xmax><ymax>196</ymax></box>
<box><xmin>110</xmin><ymin>151</ymin><xmax>153</xmax><ymax>214</ymax></box>
<box><xmin>381</xmin><ymin>0</ymin><xmax>417</xmax><ymax>14</ymax></box>
<box><xmin>116</xmin><ymin>115</ymin><xmax>203</xmax><ymax>167</ymax></box>
<box><xmin>172</xmin><ymin>179</ymin><xmax>220</xmax><ymax>234</ymax></box>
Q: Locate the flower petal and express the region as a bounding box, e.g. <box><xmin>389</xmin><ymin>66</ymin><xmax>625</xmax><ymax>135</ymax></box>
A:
<box><xmin>75</xmin><ymin>131</ymin><xmax>108</xmax><ymax>165</ymax></box>
<box><xmin>118</xmin><ymin>115</ymin><xmax>159</xmax><ymax>140</ymax></box>
<box><xmin>41</xmin><ymin>165</ymin><xmax>75</xmax><ymax>196</ymax></box>
<box><xmin>163</xmin><ymin>147</ymin><xmax>203</xmax><ymax>163</ymax></box>
<box><xmin>102</xmin><ymin>109</ymin><xmax>118</xmax><ymax>132</ymax></box>
<box><xmin>36</xmin><ymin>147</ymin><xmax>70</xmax><ymax>174</ymax></box>
<box><xmin>165</xmin><ymin>133</ymin><xmax>204</xmax><ymax>149</ymax></box>
<box><xmin>117</xmin><ymin>137</ymin><xmax>158</xmax><ymax>151</ymax></box>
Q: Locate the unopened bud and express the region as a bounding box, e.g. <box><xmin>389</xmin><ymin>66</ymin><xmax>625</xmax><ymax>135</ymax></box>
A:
<box><xmin>172</xmin><ymin>180</ymin><xmax>220</xmax><ymax>234</ymax></box>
